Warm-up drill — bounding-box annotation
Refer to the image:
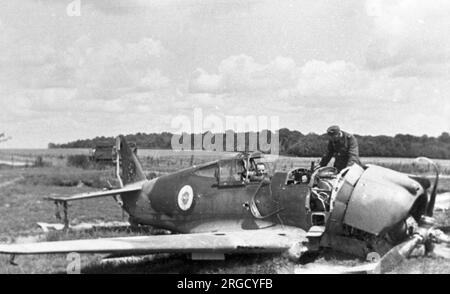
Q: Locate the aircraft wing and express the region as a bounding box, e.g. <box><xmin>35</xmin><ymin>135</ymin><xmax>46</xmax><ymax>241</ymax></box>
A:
<box><xmin>45</xmin><ymin>181</ymin><xmax>144</xmax><ymax>202</ymax></box>
<box><xmin>0</xmin><ymin>227</ymin><xmax>306</xmax><ymax>255</ymax></box>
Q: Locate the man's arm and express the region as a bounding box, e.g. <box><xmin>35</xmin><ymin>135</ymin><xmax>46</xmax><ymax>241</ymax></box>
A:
<box><xmin>319</xmin><ymin>140</ymin><xmax>334</xmax><ymax>167</ymax></box>
<box><xmin>346</xmin><ymin>135</ymin><xmax>361</xmax><ymax>166</ymax></box>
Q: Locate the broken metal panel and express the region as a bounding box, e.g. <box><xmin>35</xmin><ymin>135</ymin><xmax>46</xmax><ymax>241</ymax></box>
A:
<box><xmin>335</xmin><ymin>180</ymin><xmax>354</xmax><ymax>204</ymax></box>
<box><xmin>249</xmin><ymin>179</ymin><xmax>280</xmax><ymax>219</ymax></box>
<box><xmin>343</xmin><ymin>165</ymin><xmax>423</xmax><ymax>235</ymax></box>
<box><xmin>306</xmin><ymin>225</ymin><xmax>325</xmax><ymax>238</ymax></box>
<box><xmin>327</xmin><ymin>201</ymin><xmax>347</xmax><ymax>235</ymax></box>
<box><xmin>343</xmin><ymin>164</ymin><xmax>365</xmax><ymax>186</ymax></box>
<box><xmin>326</xmin><ymin>164</ymin><xmax>363</xmax><ymax>235</ymax></box>
<box><xmin>249</xmin><ymin>173</ymin><xmax>285</xmax><ymax>219</ymax></box>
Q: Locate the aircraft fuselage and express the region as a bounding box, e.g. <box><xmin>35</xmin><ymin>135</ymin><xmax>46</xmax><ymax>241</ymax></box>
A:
<box><xmin>120</xmin><ymin>162</ymin><xmax>312</xmax><ymax>234</ymax></box>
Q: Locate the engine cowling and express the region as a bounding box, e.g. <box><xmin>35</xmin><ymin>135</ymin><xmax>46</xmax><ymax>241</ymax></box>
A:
<box><xmin>327</xmin><ymin>164</ymin><xmax>428</xmax><ymax>236</ymax></box>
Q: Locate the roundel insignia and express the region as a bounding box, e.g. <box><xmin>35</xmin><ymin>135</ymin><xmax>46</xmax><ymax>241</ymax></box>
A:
<box><xmin>177</xmin><ymin>185</ymin><xmax>194</xmax><ymax>212</ymax></box>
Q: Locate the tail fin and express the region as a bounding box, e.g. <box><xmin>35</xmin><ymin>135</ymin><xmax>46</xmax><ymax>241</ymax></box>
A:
<box><xmin>116</xmin><ymin>135</ymin><xmax>146</xmax><ymax>186</ymax></box>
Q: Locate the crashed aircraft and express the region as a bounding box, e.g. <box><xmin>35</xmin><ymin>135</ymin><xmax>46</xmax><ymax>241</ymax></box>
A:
<box><xmin>0</xmin><ymin>135</ymin><xmax>449</xmax><ymax>273</ymax></box>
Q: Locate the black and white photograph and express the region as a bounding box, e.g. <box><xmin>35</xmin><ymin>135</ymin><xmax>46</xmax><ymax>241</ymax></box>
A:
<box><xmin>0</xmin><ymin>0</ymin><xmax>449</xmax><ymax>276</ymax></box>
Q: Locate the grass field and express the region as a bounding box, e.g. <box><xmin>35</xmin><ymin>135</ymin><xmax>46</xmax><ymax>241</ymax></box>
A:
<box><xmin>1</xmin><ymin>148</ymin><xmax>450</xmax><ymax>175</ymax></box>
<box><xmin>0</xmin><ymin>166</ymin><xmax>296</xmax><ymax>274</ymax></box>
<box><xmin>0</xmin><ymin>150</ymin><xmax>449</xmax><ymax>274</ymax></box>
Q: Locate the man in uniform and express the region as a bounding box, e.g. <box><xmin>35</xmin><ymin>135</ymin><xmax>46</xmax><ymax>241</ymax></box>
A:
<box><xmin>319</xmin><ymin>125</ymin><xmax>362</xmax><ymax>172</ymax></box>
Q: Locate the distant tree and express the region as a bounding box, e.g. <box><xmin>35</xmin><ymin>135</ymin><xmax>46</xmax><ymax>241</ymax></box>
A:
<box><xmin>48</xmin><ymin>129</ymin><xmax>450</xmax><ymax>159</ymax></box>
<box><xmin>439</xmin><ymin>132</ymin><xmax>450</xmax><ymax>143</ymax></box>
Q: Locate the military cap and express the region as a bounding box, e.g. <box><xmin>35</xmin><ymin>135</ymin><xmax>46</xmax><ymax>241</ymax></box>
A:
<box><xmin>327</xmin><ymin>125</ymin><xmax>341</xmax><ymax>135</ymax></box>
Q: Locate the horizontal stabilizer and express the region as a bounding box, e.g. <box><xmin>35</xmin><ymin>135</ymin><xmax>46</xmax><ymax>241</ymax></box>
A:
<box><xmin>45</xmin><ymin>181</ymin><xmax>144</xmax><ymax>202</ymax></box>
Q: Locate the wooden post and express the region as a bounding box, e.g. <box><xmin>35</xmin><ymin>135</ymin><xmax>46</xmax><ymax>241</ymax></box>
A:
<box><xmin>54</xmin><ymin>201</ymin><xmax>61</xmax><ymax>220</ymax></box>
<box><xmin>63</xmin><ymin>202</ymin><xmax>69</xmax><ymax>232</ymax></box>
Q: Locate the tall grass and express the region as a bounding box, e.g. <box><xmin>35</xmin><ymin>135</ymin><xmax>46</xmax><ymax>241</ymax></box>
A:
<box><xmin>20</xmin><ymin>167</ymin><xmax>117</xmax><ymax>188</ymax></box>
<box><xmin>67</xmin><ymin>155</ymin><xmax>92</xmax><ymax>169</ymax></box>
<box><xmin>33</xmin><ymin>156</ymin><xmax>52</xmax><ymax>168</ymax></box>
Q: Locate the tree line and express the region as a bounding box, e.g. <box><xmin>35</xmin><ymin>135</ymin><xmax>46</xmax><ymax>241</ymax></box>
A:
<box><xmin>48</xmin><ymin>129</ymin><xmax>450</xmax><ymax>159</ymax></box>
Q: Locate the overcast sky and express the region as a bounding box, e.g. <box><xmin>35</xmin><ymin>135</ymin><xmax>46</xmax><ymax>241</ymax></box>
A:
<box><xmin>0</xmin><ymin>0</ymin><xmax>449</xmax><ymax>148</ymax></box>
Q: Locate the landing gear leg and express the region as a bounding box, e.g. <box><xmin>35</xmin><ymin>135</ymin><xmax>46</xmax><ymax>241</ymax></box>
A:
<box><xmin>128</xmin><ymin>216</ymin><xmax>139</xmax><ymax>230</ymax></box>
